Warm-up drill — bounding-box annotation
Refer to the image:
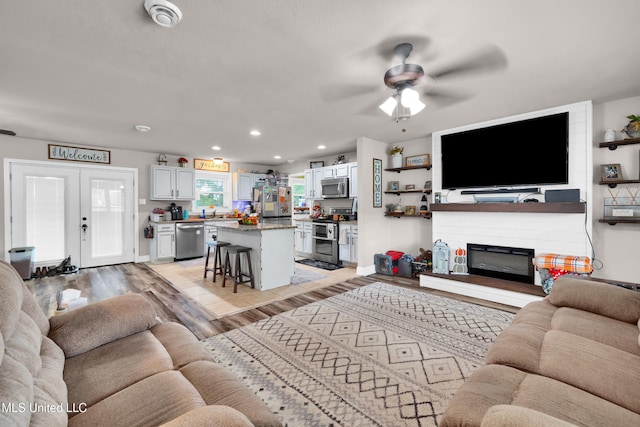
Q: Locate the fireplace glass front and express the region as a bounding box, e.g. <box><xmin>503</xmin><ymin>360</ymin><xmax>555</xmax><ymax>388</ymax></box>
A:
<box><xmin>467</xmin><ymin>244</ymin><xmax>535</xmax><ymax>284</ymax></box>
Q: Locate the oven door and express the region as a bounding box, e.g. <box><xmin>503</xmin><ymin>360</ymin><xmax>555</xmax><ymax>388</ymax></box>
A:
<box><xmin>312</xmin><ymin>236</ymin><xmax>338</xmax><ymax>264</ymax></box>
<box><xmin>312</xmin><ymin>222</ymin><xmax>334</xmax><ymax>239</ymax></box>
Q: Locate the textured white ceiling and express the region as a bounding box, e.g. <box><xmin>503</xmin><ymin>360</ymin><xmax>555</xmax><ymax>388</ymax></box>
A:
<box><xmin>1</xmin><ymin>0</ymin><xmax>640</xmax><ymax>165</ymax></box>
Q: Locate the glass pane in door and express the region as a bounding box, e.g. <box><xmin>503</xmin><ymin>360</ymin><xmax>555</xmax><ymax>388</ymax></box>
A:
<box><xmin>25</xmin><ymin>176</ymin><xmax>66</xmax><ymax>262</ymax></box>
<box><xmin>90</xmin><ymin>179</ymin><xmax>124</xmax><ymax>257</ymax></box>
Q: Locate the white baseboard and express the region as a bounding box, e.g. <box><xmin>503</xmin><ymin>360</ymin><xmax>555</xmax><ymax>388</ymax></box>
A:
<box><xmin>136</xmin><ymin>255</ymin><xmax>150</xmax><ymax>263</ymax></box>
<box><xmin>357</xmin><ymin>264</ymin><xmax>376</xmax><ymax>276</ymax></box>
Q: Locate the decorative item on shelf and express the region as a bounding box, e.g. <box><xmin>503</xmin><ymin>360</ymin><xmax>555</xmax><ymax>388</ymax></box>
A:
<box><xmin>389</xmin><ymin>145</ymin><xmax>404</xmax><ymax>168</ymax></box>
<box><xmin>419</xmin><ymin>194</ymin><xmax>429</xmax><ymax>213</ymax></box>
<box><xmin>405</xmin><ymin>205</ymin><xmax>416</xmax><ymax>216</ymax></box>
<box><xmin>385</xmin><ymin>203</ymin><xmax>396</xmax><ymax>213</ymax></box>
<box><xmin>333</xmin><ymin>154</ymin><xmax>347</xmax><ymax>165</ymax></box>
<box><xmin>423</xmin><ymin>181</ymin><xmax>432</xmax><ymax>192</ymax></box>
<box><xmin>177</xmin><ymin>157</ymin><xmax>188</xmax><ymax>167</ymax></box>
<box><xmin>432</xmin><ymin>239</ymin><xmax>450</xmax><ymax>274</ymax></box>
<box><xmin>388</xmin><ymin>181</ymin><xmax>399</xmax><ymax>191</ymax></box>
<box><xmin>621</xmin><ymin>114</ymin><xmax>640</xmax><ymax>139</ymax></box>
<box><xmin>626</xmin><ymin>187</ymin><xmax>640</xmax><ymax>204</ymax></box>
<box><xmin>601</xmin><ymin>163</ymin><xmax>623</xmax><ymax>182</ymax></box>
<box><xmin>604</xmin><ymin>129</ymin><xmax>616</xmax><ymax>142</ymax></box>
<box><xmin>451</xmin><ymin>248</ymin><xmax>468</xmax><ymax>275</ymax></box>
<box><xmin>310</xmin><ymin>160</ymin><xmax>324</xmax><ymax>168</ymax></box>
<box><xmin>405</xmin><ymin>184</ymin><xmax>415</xmax><ymax>190</ymax></box>
<box><xmin>158</xmin><ymin>153</ymin><xmax>168</xmax><ymax>165</ymax></box>
<box><xmin>405</xmin><ymin>153</ymin><xmax>430</xmax><ymax>167</ymax></box>
<box><xmin>607</xmin><ymin>188</ymin><xmax>620</xmax><ymax>204</ymax></box>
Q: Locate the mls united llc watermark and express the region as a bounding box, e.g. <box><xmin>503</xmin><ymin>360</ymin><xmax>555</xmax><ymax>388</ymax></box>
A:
<box><xmin>2</xmin><ymin>402</ymin><xmax>87</xmax><ymax>414</ymax></box>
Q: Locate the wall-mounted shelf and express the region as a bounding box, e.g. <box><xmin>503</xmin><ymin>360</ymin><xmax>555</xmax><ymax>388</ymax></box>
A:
<box><xmin>384</xmin><ymin>189</ymin><xmax>432</xmax><ymax>195</ymax></box>
<box><xmin>430</xmin><ymin>202</ymin><xmax>586</xmax><ymax>214</ymax></box>
<box><xmin>598</xmin><ymin>179</ymin><xmax>640</xmax><ymax>188</ymax></box>
<box><xmin>384</xmin><ymin>165</ymin><xmax>432</xmax><ymax>173</ymax></box>
<box><xmin>598</xmin><ymin>136</ymin><xmax>640</xmax><ymax>151</ymax></box>
<box><xmin>599</xmin><ymin>218</ymin><xmax>640</xmax><ymax>225</ymax></box>
<box><xmin>385</xmin><ymin>212</ymin><xmax>432</xmax><ymax>219</ymax></box>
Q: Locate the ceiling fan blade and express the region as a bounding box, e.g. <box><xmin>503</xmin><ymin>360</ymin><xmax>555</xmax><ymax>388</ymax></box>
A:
<box><xmin>422</xmin><ymin>86</ymin><xmax>473</xmax><ymax>107</ymax></box>
<box><xmin>318</xmin><ymin>83</ymin><xmax>379</xmax><ymax>103</ymax></box>
<box><xmin>428</xmin><ymin>44</ymin><xmax>507</xmax><ymax>80</ymax></box>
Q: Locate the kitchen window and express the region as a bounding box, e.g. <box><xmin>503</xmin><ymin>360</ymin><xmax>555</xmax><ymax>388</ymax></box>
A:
<box><xmin>193</xmin><ymin>171</ymin><xmax>231</xmax><ymax>212</ymax></box>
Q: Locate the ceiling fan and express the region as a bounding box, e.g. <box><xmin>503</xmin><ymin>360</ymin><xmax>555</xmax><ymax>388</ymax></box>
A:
<box><xmin>321</xmin><ymin>36</ymin><xmax>507</xmax><ymax>122</ymax></box>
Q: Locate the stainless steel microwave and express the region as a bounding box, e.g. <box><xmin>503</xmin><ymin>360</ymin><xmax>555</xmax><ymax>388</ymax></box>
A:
<box><xmin>321</xmin><ymin>177</ymin><xmax>349</xmax><ymax>199</ymax></box>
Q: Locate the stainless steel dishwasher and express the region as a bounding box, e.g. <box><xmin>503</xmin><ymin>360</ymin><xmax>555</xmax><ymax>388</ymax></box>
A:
<box><xmin>175</xmin><ymin>222</ymin><xmax>205</xmax><ymax>260</ymax></box>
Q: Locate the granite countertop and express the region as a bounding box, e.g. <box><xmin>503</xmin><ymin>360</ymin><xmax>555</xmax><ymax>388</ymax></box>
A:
<box><xmin>150</xmin><ymin>217</ymin><xmax>243</xmax><ymax>224</ymax></box>
<box><xmin>216</xmin><ymin>222</ymin><xmax>296</xmax><ymax>231</ymax></box>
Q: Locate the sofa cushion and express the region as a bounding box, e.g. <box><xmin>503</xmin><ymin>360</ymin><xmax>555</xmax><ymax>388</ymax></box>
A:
<box><xmin>0</xmin><ymin>261</ymin><xmax>67</xmax><ymax>427</ymax></box>
<box><xmin>68</xmin><ymin>371</ymin><xmax>206</xmax><ymax>427</ymax></box>
<box><xmin>548</xmin><ymin>276</ymin><xmax>640</xmax><ymax>323</ymax></box>
<box><xmin>150</xmin><ymin>322</ymin><xmax>216</xmax><ymax>369</ymax></box>
<box><xmin>441</xmin><ymin>364</ymin><xmax>640</xmax><ymax>427</ymax></box>
<box><xmin>64</xmin><ymin>329</ymin><xmax>174</xmax><ymax>409</ymax></box>
<box><xmin>481</xmin><ymin>405</ymin><xmax>577</xmax><ymax>427</ymax></box>
<box><xmin>539</xmin><ymin>330</ymin><xmax>640</xmax><ymax>414</ymax></box>
<box><xmin>159</xmin><ymin>405</ymin><xmax>255</xmax><ymax>427</ymax></box>
<box><xmin>180</xmin><ymin>360</ymin><xmax>281</xmax><ymax>427</ymax></box>
<box><xmin>49</xmin><ymin>293</ymin><xmax>160</xmax><ymax>357</ymax></box>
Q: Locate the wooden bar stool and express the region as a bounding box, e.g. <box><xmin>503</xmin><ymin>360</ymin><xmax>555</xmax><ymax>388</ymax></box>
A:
<box><xmin>204</xmin><ymin>241</ymin><xmax>230</xmax><ymax>282</ymax></box>
<box><xmin>222</xmin><ymin>245</ymin><xmax>255</xmax><ymax>293</ymax></box>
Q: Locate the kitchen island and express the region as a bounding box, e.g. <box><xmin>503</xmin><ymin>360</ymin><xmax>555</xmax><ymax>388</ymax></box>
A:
<box><xmin>216</xmin><ymin>222</ymin><xmax>296</xmax><ymax>291</ymax></box>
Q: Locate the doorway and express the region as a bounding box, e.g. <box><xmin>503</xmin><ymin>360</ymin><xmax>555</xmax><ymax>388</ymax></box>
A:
<box><xmin>7</xmin><ymin>160</ymin><xmax>137</xmax><ymax>269</ymax></box>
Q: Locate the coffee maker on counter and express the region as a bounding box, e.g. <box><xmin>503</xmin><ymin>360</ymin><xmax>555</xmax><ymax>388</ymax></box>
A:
<box><xmin>169</xmin><ymin>203</ymin><xmax>183</xmax><ymax>220</ymax></box>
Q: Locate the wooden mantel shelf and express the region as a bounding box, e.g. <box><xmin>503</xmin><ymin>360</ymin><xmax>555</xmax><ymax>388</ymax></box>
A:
<box><xmin>430</xmin><ymin>202</ymin><xmax>586</xmax><ymax>214</ymax></box>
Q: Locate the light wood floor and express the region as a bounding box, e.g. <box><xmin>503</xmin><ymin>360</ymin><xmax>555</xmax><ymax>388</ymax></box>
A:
<box><xmin>27</xmin><ymin>261</ymin><xmax>519</xmax><ymax>340</ymax></box>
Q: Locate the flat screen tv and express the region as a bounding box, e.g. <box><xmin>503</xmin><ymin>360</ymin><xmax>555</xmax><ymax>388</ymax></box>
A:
<box><xmin>440</xmin><ymin>112</ymin><xmax>569</xmax><ymax>190</ymax></box>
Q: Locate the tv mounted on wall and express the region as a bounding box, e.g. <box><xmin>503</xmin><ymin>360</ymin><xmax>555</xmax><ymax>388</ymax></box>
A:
<box><xmin>441</xmin><ymin>112</ymin><xmax>569</xmax><ymax>190</ymax></box>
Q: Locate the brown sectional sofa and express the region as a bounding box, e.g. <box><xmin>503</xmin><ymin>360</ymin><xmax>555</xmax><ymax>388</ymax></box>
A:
<box><xmin>0</xmin><ymin>260</ymin><xmax>282</xmax><ymax>427</ymax></box>
<box><xmin>441</xmin><ymin>276</ymin><xmax>640</xmax><ymax>426</ymax></box>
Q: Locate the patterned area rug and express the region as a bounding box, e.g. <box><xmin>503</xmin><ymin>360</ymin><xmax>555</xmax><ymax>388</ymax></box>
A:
<box><xmin>201</xmin><ymin>282</ymin><xmax>514</xmax><ymax>426</ymax></box>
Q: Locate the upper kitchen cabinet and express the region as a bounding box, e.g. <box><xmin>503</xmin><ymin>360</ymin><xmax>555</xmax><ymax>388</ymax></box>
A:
<box><xmin>233</xmin><ymin>172</ymin><xmax>267</xmax><ymax>200</ymax></box>
<box><xmin>150</xmin><ymin>165</ymin><xmax>195</xmax><ymax>201</ymax></box>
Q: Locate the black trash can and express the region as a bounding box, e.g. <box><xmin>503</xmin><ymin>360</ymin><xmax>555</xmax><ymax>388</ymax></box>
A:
<box><xmin>8</xmin><ymin>247</ymin><xmax>35</xmax><ymax>280</ymax></box>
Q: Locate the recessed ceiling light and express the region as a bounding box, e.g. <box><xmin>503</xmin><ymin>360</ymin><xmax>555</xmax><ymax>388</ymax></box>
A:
<box><xmin>211</xmin><ymin>145</ymin><xmax>221</xmax><ymax>150</ymax></box>
<box><xmin>317</xmin><ymin>144</ymin><xmax>326</xmax><ymax>150</ymax></box>
<box><xmin>287</xmin><ymin>160</ymin><xmax>295</xmax><ymax>164</ymax></box>
<box><xmin>250</xmin><ymin>130</ymin><xmax>261</xmax><ymax>136</ymax></box>
<box><xmin>134</xmin><ymin>124</ymin><xmax>151</xmax><ymax>132</ymax></box>
<box><xmin>274</xmin><ymin>155</ymin><xmax>282</xmax><ymax>159</ymax></box>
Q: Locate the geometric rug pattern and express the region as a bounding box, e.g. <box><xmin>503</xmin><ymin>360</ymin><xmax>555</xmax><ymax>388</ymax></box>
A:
<box><xmin>201</xmin><ymin>282</ymin><xmax>515</xmax><ymax>426</ymax></box>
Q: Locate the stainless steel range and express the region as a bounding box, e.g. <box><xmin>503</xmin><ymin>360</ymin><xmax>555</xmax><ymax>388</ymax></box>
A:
<box><xmin>311</xmin><ymin>219</ymin><xmax>338</xmax><ymax>264</ymax></box>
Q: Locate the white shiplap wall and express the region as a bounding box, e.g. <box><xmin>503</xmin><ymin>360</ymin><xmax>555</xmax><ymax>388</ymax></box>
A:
<box><xmin>421</xmin><ymin>102</ymin><xmax>593</xmax><ymax>305</ymax></box>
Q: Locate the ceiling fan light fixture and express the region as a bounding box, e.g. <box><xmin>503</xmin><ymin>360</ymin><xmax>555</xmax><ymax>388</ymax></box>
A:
<box><xmin>400</xmin><ymin>88</ymin><xmax>420</xmax><ymax>108</ymax></box>
<box><xmin>409</xmin><ymin>99</ymin><xmax>426</xmax><ymax>115</ymax></box>
<box><xmin>379</xmin><ymin>96</ymin><xmax>398</xmax><ymax>116</ymax></box>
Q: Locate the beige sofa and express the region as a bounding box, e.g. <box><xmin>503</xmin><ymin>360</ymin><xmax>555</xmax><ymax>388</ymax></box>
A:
<box><xmin>0</xmin><ymin>260</ymin><xmax>282</xmax><ymax>427</ymax></box>
<box><xmin>441</xmin><ymin>276</ymin><xmax>640</xmax><ymax>426</ymax></box>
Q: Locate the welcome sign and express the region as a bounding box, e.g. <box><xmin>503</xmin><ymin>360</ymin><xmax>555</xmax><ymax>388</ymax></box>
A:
<box><xmin>48</xmin><ymin>144</ymin><xmax>110</xmax><ymax>164</ymax></box>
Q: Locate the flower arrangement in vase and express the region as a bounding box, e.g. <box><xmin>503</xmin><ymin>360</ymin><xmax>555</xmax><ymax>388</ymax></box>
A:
<box><xmin>389</xmin><ymin>145</ymin><xmax>404</xmax><ymax>168</ymax></box>
<box><xmin>621</xmin><ymin>115</ymin><xmax>640</xmax><ymax>139</ymax></box>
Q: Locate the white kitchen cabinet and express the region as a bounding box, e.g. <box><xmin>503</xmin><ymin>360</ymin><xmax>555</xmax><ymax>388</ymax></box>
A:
<box><xmin>304</xmin><ymin>168</ymin><xmax>323</xmax><ymax>199</ymax></box>
<box><xmin>335</xmin><ymin>164</ymin><xmax>349</xmax><ymax>177</ymax></box>
<box><xmin>349</xmin><ymin>163</ymin><xmax>358</xmax><ymax>198</ymax></box>
<box><xmin>233</xmin><ymin>173</ymin><xmax>267</xmax><ymax>200</ymax></box>
<box><xmin>338</xmin><ymin>224</ymin><xmax>358</xmax><ymax>263</ymax></box>
<box><xmin>150</xmin><ymin>165</ymin><xmax>195</xmax><ymax>201</ymax></box>
<box><xmin>294</xmin><ymin>221</ymin><xmax>313</xmax><ymax>255</ymax></box>
<box><xmin>322</xmin><ymin>166</ymin><xmax>336</xmax><ymax>179</ymax></box>
<box><xmin>150</xmin><ymin>223</ymin><xmax>175</xmax><ymax>263</ymax></box>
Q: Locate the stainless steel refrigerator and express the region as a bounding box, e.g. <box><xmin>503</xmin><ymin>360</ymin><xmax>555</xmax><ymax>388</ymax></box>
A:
<box><xmin>252</xmin><ymin>185</ymin><xmax>292</xmax><ymax>226</ymax></box>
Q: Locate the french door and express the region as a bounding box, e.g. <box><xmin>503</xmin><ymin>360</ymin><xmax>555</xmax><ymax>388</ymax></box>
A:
<box><xmin>9</xmin><ymin>161</ymin><xmax>136</xmax><ymax>268</ymax></box>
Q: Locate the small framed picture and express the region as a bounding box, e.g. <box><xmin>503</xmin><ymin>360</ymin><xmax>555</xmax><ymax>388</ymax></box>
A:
<box><xmin>388</xmin><ymin>181</ymin><xmax>399</xmax><ymax>191</ymax></box>
<box><xmin>310</xmin><ymin>161</ymin><xmax>324</xmax><ymax>169</ymax></box>
<box><xmin>405</xmin><ymin>153</ymin><xmax>430</xmax><ymax>167</ymax></box>
<box><xmin>423</xmin><ymin>180</ymin><xmax>432</xmax><ymax>192</ymax></box>
<box><xmin>601</xmin><ymin>164</ymin><xmax>623</xmax><ymax>182</ymax></box>
<box><xmin>405</xmin><ymin>205</ymin><xmax>416</xmax><ymax>216</ymax></box>
<box><xmin>405</xmin><ymin>184</ymin><xmax>415</xmax><ymax>190</ymax></box>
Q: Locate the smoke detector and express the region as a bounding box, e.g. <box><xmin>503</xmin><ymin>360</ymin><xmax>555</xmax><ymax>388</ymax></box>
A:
<box><xmin>144</xmin><ymin>0</ymin><xmax>182</xmax><ymax>28</ymax></box>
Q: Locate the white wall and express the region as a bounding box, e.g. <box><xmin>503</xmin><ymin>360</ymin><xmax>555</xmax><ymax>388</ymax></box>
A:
<box><xmin>592</xmin><ymin>95</ymin><xmax>640</xmax><ymax>282</ymax></box>
<box><xmin>356</xmin><ymin>136</ymin><xmax>433</xmax><ymax>274</ymax></box>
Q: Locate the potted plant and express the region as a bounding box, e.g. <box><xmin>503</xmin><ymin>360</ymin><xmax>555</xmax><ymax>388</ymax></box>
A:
<box><xmin>621</xmin><ymin>115</ymin><xmax>640</xmax><ymax>139</ymax></box>
<box><xmin>389</xmin><ymin>145</ymin><xmax>404</xmax><ymax>168</ymax></box>
<box><xmin>177</xmin><ymin>157</ymin><xmax>189</xmax><ymax>167</ymax></box>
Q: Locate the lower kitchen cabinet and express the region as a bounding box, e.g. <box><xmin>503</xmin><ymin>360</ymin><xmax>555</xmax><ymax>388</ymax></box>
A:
<box><xmin>295</xmin><ymin>221</ymin><xmax>313</xmax><ymax>255</ymax></box>
<box><xmin>150</xmin><ymin>223</ymin><xmax>175</xmax><ymax>263</ymax></box>
<box><xmin>338</xmin><ymin>224</ymin><xmax>358</xmax><ymax>263</ymax></box>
